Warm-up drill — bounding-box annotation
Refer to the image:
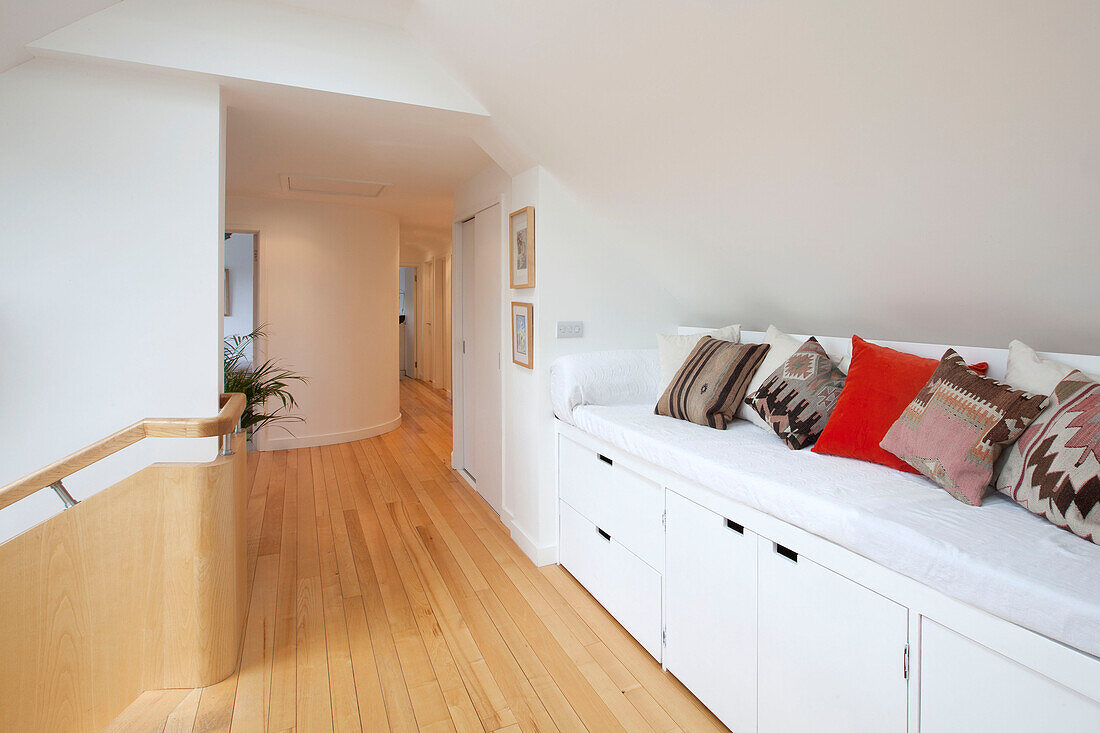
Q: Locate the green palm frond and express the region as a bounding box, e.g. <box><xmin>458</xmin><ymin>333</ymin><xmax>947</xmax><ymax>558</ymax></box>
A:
<box><xmin>224</xmin><ymin>326</ymin><xmax>308</xmax><ymax>436</ymax></box>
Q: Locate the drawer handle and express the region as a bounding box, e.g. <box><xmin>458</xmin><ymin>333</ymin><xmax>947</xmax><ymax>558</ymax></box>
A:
<box><xmin>725</xmin><ymin>518</ymin><xmax>744</xmax><ymax>534</ymax></box>
<box><xmin>597</xmin><ymin>453</ymin><xmax>613</xmax><ymax>466</ymax></box>
<box><xmin>775</xmin><ymin>543</ymin><xmax>798</xmax><ymax>563</ymax></box>
<box><xmin>597</xmin><ymin>527</ymin><xmax>611</xmax><ymax>542</ymax></box>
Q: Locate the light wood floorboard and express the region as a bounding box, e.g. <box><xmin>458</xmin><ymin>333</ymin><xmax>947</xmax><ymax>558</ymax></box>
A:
<box><xmin>106</xmin><ymin>379</ymin><xmax>728</xmax><ymax>732</ymax></box>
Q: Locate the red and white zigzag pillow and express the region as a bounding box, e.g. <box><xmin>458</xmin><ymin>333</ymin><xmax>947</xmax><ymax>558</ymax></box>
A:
<box><xmin>995</xmin><ymin>371</ymin><xmax>1100</xmax><ymax>545</ymax></box>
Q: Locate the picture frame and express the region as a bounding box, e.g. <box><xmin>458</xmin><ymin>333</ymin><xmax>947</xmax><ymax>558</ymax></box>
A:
<box><xmin>224</xmin><ymin>268</ymin><xmax>230</xmax><ymax>317</ymax></box>
<box><xmin>509</xmin><ymin>206</ymin><xmax>535</xmax><ymax>289</ymax></box>
<box><xmin>511</xmin><ymin>301</ymin><xmax>533</xmax><ymax>369</ymax></box>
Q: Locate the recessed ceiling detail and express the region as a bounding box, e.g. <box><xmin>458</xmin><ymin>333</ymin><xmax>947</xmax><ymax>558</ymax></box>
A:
<box><xmin>282</xmin><ymin>174</ymin><xmax>391</xmax><ymax>198</ymax></box>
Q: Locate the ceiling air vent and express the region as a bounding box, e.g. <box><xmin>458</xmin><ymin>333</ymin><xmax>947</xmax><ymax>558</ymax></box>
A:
<box><xmin>282</xmin><ymin>174</ymin><xmax>391</xmax><ymax>198</ymax></box>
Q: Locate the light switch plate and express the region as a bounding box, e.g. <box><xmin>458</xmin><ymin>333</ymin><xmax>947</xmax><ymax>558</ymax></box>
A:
<box><xmin>556</xmin><ymin>321</ymin><xmax>584</xmax><ymax>338</ymax></box>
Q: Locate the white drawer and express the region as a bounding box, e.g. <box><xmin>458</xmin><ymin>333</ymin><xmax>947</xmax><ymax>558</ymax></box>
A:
<box><xmin>558</xmin><ymin>500</ymin><xmax>662</xmax><ymax>660</ymax></box>
<box><xmin>558</xmin><ymin>434</ymin><xmax>664</xmax><ymax>570</ymax></box>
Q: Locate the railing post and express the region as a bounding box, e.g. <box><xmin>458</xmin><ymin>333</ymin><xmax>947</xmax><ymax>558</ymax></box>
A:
<box><xmin>50</xmin><ymin>480</ymin><xmax>78</xmax><ymax>508</ymax></box>
<box><xmin>220</xmin><ymin>415</ymin><xmax>244</xmax><ymax>457</ymax></box>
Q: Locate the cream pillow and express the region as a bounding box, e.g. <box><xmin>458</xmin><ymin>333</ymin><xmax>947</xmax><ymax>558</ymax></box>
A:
<box><xmin>657</xmin><ymin>325</ymin><xmax>741</xmax><ymax>394</ymax></box>
<box><xmin>736</xmin><ymin>325</ymin><xmax>805</xmax><ymax>429</ymax></box>
<box><xmin>1004</xmin><ymin>339</ymin><xmax>1100</xmax><ymax>394</ymax></box>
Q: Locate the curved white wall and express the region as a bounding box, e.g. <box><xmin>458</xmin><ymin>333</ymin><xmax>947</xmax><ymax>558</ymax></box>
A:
<box><xmin>227</xmin><ymin>196</ymin><xmax>401</xmax><ymax>449</ymax></box>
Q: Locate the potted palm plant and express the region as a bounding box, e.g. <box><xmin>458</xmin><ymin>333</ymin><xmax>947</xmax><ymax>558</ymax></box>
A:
<box><xmin>224</xmin><ymin>327</ymin><xmax>308</xmax><ymax>446</ymax></box>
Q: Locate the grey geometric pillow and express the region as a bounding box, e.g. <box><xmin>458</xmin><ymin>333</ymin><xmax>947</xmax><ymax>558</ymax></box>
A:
<box><xmin>746</xmin><ymin>337</ymin><xmax>846</xmax><ymax>449</ymax></box>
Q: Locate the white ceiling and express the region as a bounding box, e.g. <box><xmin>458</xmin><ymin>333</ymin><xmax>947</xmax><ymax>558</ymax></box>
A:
<box><xmin>3</xmin><ymin>1</ymin><xmax>492</xmax><ymax>251</ymax></box>
<box><xmin>224</xmin><ymin>81</ymin><xmax>491</xmax><ymax>243</ymax></box>
<box><xmin>0</xmin><ymin>0</ymin><xmax>118</xmax><ymax>72</ymax></box>
<box><xmin>0</xmin><ymin>1</ymin><xmax>414</xmax><ymax>74</ymax></box>
<box><xmin>273</xmin><ymin>0</ymin><xmax>411</xmax><ymax>27</ymax></box>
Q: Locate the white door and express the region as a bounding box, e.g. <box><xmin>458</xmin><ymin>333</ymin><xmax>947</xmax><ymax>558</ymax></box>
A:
<box><xmin>757</xmin><ymin>536</ymin><xmax>909</xmax><ymax>733</ymax></box>
<box><xmin>470</xmin><ymin>205</ymin><xmax>502</xmax><ymax>513</ymax></box>
<box><xmin>420</xmin><ymin>261</ymin><xmax>433</xmax><ymax>381</ymax></box>
<box><xmin>664</xmin><ymin>491</ymin><xmax>757</xmax><ymax>732</ymax></box>
<box><xmin>920</xmin><ymin>619</ymin><xmax>1100</xmax><ymax>733</ymax></box>
<box><xmin>460</xmin><ymin>218</ymin><xmax>477</xmax><ymax>478</ymax></box>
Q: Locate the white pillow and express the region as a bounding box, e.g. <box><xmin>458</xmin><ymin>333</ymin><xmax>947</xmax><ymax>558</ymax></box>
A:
<box><xmin>836</xmin><ymin>350</ymin><xmax>852</xmax><ymax>375</ymax></box>
<box><xmin>736</xmin><ymin>325</ymin><xmax>805</xmax><ymax>429</ymax></box>
<box><xmin>656</xmin><ymin>324</ymin><xmax>741</xmax><ymax>394</ymax></box>
<box><xmin>1004</xmin><ymin>339</ymin><xmax>1100</xmax><ymax>394</ymax></box>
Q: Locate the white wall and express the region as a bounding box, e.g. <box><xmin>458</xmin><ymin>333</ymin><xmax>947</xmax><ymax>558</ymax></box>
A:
<box><xmin>0</xmin><ymin>58</ymin><xmax>223</xmax><ymax>542</ymax></box>
<box><xmin>226</xmin><ymin>195</ymin><xmax>401</xmax><ymax>450</ymax></box>
<box><xmin>224</xmin><ymin>232</ymin><xmax>254</xmax><ymax>360</ymax></box>
<box><xmin>502</xmin><ymin>168</ymin><xmax>547</xmax><ymax>557</ymax></box>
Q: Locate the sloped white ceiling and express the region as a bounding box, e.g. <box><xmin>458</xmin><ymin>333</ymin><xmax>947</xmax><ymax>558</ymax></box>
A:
<box><xmin>29</xmin><ymin>0</ymin><xmax>488</xmax><ymax>116</ymax></box>
<box><xmin>274</xmin><ymin>0</ymin><xmax>411</xmax><ymax>28</ymax></box>
<box><xmin>405</xmin><ymin>0</ymin><xmax>1100</xmax><ymax>351</ymax></box>
<box><xmin>0</xmin><ymin>0</ymin><xmax>118</xmax><ymax>72</ymax></box>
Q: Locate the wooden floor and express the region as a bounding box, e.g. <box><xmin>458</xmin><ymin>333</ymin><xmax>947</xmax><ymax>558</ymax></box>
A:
<box><xmin>107</xmin><ymin>379</ymin><xmax>726</xmax><ymax>732</ymax></box>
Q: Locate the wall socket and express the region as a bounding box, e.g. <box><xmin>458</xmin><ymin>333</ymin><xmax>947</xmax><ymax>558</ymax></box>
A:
<box><xmin>556</xmin><ymin>321</ymin><xmax>584</xmax><ymax>338</ymax></box>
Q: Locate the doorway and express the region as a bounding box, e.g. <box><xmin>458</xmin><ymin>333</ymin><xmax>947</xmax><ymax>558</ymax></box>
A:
<box><xmin>399</xmin><ymin>266</ymin><xmax>416</xmax><ymax>377</ymax></box>
<box><xmin>224</xmin><ymin>232</ymin><xmax>256</xmax><ymax>361</ymax></box>
<box><xmin>456</xmin><ymin>204</ymin><xmax>503</xmax><ymax>515</ymax></box>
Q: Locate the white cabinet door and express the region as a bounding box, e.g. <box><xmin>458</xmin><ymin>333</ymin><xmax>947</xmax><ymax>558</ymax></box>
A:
<box><xmin>664</xmin><ymin>490</ymin><xmax>757</xmax><ymax>733</ymax></box>
<box><xmin>920</xmin><ymin>619</ymin><xmax>1100</xmax><ymax>732</ymax></box>
<box><xmin>757</xmin><ymin>536</ymin><xmax>908</xmax><ymax>733</ymax></box>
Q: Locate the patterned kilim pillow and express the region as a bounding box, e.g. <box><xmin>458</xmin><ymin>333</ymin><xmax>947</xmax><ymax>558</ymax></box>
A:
<box><xmin>655</xmin><ymin>336</ymin><xmax>770</xmax><ymax>429</ymax></box>
<box><xmin>880</xmin><ymin>349</ymin><xmax>1048</xmax><ymax>506</ymax></box>
<box><xmin>995</xmin><ymin>372</ymin><xmax>1100</xmax><ymax>544</ymax></box>
<box><xmin>745</xmin><ymin>337</ymin><xmax>846</xmax><ymax>449</ymax></box>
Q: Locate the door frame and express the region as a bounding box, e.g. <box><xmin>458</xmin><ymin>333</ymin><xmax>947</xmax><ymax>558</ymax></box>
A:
<box><xmin>450</xmin><ymin>197</ymin><xmax>507</xmax><ymax>497</ymax></box>
<box><xmin>224</xmin><ymin>227</ymin><xmax>264</xmax><ymax>444</ymax></box>
<box><xmin>398</xmin><ymin>261</ymin><xmax>420</xmax><ymax>379</ymax></box>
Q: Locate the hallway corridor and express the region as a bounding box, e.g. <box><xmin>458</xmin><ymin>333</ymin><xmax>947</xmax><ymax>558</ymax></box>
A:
<box><xmin>107</xmin><ymin>379</ymin><xmax>725</xmax><ymax>732</ymax></box>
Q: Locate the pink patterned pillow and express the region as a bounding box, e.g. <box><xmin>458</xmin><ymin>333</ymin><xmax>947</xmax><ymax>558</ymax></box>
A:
<box><xmin>880</xmin><ymin>349</ymin><xmax>1048</xmax><ymax>506</ymax></box>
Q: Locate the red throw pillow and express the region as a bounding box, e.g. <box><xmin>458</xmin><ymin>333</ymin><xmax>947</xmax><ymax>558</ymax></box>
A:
<box><xmin>812</xmin><ymin>336</ymin><xmax>988</xmax><ymax>472</ymax></box>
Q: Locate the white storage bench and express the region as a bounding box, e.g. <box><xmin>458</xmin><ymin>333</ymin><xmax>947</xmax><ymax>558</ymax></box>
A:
<box><xmin>552</xmin><ymin>332</ymin><xmax>1100</xmax><ymax>733</ymax></box>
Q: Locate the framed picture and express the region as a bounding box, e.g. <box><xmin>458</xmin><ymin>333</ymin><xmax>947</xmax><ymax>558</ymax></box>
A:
<box><xmin>511</xmin><ymin>301</ymin><xmax>533</xmax><ymax>369</ymax></box>
<box><xmin>224</xmin><ymin>268</ymin><xmax>230</xmax><ymax>317</ymax></box>
<box><xmin>509</xmin><ymin>206</ymin><xmax>535</xmax><ymax>289</ymax></box>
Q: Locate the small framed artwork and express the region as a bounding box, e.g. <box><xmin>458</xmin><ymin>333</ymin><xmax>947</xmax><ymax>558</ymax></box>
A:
<box><xmin>224</xmin><ymin>268</ymin><xmax>230</xmax><ymax>317</ymax></box>
<box><xmin>509</xmin><ymin>206</ymin><xmax>534</xmax><ymax>289</ymax></box>
<box><xmin>511</xmin><ymin>301</ymin><xmax>533</xmax><ymax>369</ymax></box>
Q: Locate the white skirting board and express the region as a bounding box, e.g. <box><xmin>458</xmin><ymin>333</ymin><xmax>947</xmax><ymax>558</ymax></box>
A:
<box><xmin>259</xmin><ymin>414</ymin><xmax>402</xmax><ymax>450</ymax></box>
<box><xmin>503</xmin><ymin>508</ymin><xmax>558</xmax><ymax>567</ymax></box>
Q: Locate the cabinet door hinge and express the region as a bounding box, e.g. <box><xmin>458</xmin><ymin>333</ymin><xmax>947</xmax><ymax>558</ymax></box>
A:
<box><xmin>661</xmin><ymin>509</ymin><xmax>667</xmax><ymax>529</ymax></box>
<box><xmin>903</xmin><ymin>644</ymin><xmax>910</xmax><ymax>680</ymax></box>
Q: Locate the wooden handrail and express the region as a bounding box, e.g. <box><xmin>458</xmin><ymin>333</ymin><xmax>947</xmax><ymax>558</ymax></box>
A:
<box><xmin>0</xmin><ymin>393</ymin><xmax>246</xmax><ymax>512</ymax></box>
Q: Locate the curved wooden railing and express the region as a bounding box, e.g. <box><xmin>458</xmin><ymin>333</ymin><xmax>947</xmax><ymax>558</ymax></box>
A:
<box><xmin>0</xmin><ymin>393</ymin><xmax>246</xmax><ymax>512</ymax></box>
<box><xmin>0</xmin><ymin>392</ymin><xmax>250</xmax><ymax>733</ymax></box>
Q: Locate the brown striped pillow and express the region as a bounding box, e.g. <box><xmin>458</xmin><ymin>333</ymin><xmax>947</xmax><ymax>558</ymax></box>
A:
<box><xmin>655</xmin><ymin>336</ymin><xmax>770</xmax><ymax>429</ymax></box>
